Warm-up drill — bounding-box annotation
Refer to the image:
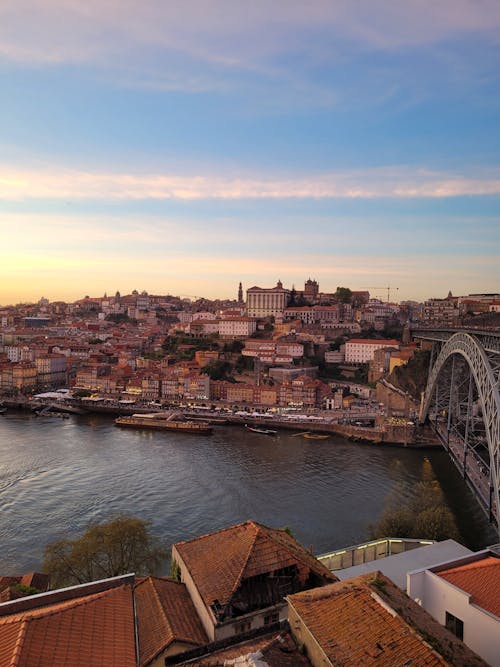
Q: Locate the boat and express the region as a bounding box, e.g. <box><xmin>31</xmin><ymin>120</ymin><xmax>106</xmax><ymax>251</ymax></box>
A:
<box><xmin>0</xmin><ymin>407</ymin><xmax>7</xmax><ymax>415</ymax></box>
<box><xmin>303</xmin><ymin>433</ymin><xmax>329</xmax><ymax>440</ymax></box>
<box><xmin>115</xmin><ymin>413</ymin><xmax>213</xmax><ymax>435</ymax></box>
<box><xmin>245</xmin><ymin>424</ymin><xmax>277</xmax><ymax>436</ymax></box>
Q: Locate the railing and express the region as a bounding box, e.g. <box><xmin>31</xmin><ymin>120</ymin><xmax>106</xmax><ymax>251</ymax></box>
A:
<box><xmin>317</xmin><ymin>537</ymin><xmax>434</xmax><ymax>571</ymax></box>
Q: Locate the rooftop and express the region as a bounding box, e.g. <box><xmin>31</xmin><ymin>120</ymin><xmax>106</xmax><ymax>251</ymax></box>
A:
<box><xmin>436</xmin><ymin>555</ymin><xmax>500</xmax><ymax>617</ymax></box>
<box><xmin>173</xmin><ymin>520</ymin><xmax>336</xmax><ymax>612</ymax></box>
<box><xmin>288</xmin><ymin>573</ymin><xmax>487</xmax><ymax>667</ymax></box>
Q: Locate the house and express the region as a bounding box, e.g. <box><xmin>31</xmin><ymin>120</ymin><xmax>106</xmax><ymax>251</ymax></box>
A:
<box><xmin>288</xmin><ymin>572</ymin><xmax>487</xmax><ymax>667</ymax></box>
<box><xmin>0</xmin><ymin>571</ymin><xmax>49</xmax><ymax>602</ymax></box>
<box><xmin>0</xmin><ymin>574</ymin><xmax>209</xmax><ymax>666</ymax></box>
<box><xmin>135</xmin><ymin>576</ymin><xmax>208</xmax><ymax>665</ymax></box>
<box><xmin>407</xmin><ymin>550</ymin><xmax>500</xmax><ymax>667</ymax></box>
<box><xmin>171</xmin><ymin>520</ymin><xmax>336</xmax><ymax>642</ymax></box>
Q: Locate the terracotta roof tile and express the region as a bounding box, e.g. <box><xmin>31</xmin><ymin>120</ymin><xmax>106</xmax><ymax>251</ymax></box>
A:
<box><xmin>437</xmin><ymin>556</ymin><xmax>500</xmax><ymax>617</ymax></box>
<box><xmin>174</xmin><ymin>521</ymin><xmax>335</xmax><ymax>610</ymax></box>
<box><xmin>135</xmin><ymin>577</ymin><xmax>208</xmax><ymax>665</ymax></box>
<box><xmin>289</xmin><ymin>578</ymin><xmax>449</xmax><ymax>667</ymax></box>
<box><xmin>0</xmin><ymin>583</ymin><xmax>136</xmax><ymax>667</ymax></box>
<box><xmin>186</xmin><ymin>631</ymin><xmax>310</xmax><ymax>667</ymax></box>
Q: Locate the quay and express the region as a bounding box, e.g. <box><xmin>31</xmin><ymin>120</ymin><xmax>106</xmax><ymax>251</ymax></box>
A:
<box><xmin>1</xmin><ymin>396</ymin><xmax>439</xmax><ymax>448</ymax></box>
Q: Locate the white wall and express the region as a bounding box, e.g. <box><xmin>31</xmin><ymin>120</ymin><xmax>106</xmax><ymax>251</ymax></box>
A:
<box><xmin>408</xmin><ymin>569</ymin><xmax>500</xmax><ymax>667</ymax></box>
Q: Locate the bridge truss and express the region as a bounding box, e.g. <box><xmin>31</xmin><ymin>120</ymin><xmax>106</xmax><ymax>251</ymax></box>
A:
<box><xmin>416</xmin><ymin>330</ymin><xmax>500</xmax><ymax>536</ymax></box>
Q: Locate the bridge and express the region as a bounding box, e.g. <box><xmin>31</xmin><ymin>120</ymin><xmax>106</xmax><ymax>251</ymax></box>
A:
<box><xmin>413</xmin><ymin>328</ymin><xmax>500</xmax><ymax>537</ymax></box>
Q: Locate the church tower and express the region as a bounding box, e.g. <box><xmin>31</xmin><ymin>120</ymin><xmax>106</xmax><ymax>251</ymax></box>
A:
<box><xmin>238</xmin><ymin>282</ymin><xmax>243</xmax><ymax>303</ymax></box>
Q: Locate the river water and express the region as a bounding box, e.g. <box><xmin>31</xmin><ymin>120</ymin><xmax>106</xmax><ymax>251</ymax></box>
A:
<box><xmin>0</xmin><ymin>410</ymin><xmax>496</xmax><ymax>573</ymax></box>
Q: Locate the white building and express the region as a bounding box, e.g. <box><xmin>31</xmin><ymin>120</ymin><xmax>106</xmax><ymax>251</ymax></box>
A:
<box><xmin>246</xmin><ymin>281</ymin><xmax>289</xmax><ymax>318</ymax></box>
<box><xmin>407</xmin><ymin>550</ymin><xmax>500</xmax><ymax>667</ymax></box>
<box><xmin>345</xmin><ymin>338</ymin><xmax>400</xmax><ymax>363</ymax></box>
<box><xmin>218</xmin><ymin>317</ymin><xmax>257</xmax><ymax>339</ymax></box>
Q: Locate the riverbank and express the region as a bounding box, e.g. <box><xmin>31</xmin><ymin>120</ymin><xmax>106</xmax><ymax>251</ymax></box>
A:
<box><xmin>1</xmin><ymin>396</ymin><xmax>439</xmax><ymax>448</ymax></box>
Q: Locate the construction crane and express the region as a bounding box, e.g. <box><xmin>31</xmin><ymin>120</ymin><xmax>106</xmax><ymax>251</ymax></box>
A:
<box><xmin>359</xmin><ymin>286</ymin><xmax>399</xmax><ymax>302</ymax></box>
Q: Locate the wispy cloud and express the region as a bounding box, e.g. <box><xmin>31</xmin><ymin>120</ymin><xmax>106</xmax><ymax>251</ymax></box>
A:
<box><xmin>1</xmin><ymin>163</ymin><xmax>500</xmax><ymax>201</ymax></box>
<box><xmin>1</xmin><ymin>1</ymin><xmax>500</xmax><ymax>106</ymax></box>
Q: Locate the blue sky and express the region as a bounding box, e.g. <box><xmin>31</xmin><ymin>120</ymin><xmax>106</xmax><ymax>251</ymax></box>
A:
<box><xmin>1</xmin><ymin>1</ymin><xmax>499</xmax><ymax>304</ymax></box>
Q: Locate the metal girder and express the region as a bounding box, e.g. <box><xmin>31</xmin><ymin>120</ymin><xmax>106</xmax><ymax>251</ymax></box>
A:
<box><xmin>419</xmin><ymin>332</ymin><xmax>500</xmax><ymax>536</ymax></box>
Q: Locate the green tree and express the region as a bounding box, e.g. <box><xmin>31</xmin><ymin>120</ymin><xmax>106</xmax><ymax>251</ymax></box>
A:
<box><xmin>370</xmin><ymin>481</ymin><xmax>460</xmax><ymax>542</ymax></box>
<box><xmin>335</xmin><ymin>286</ymin><xmax>352</xmax><ymax>303</ymax></box>
<box><xmin>42</xmin><ymin>516</ymin><xmax>168</xmax><ymax>588</ymax></box>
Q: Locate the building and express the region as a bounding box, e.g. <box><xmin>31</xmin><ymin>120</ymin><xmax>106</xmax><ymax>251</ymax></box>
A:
<box><xmin>0</xmin><ymin>574</ymin><xmax>208</xmax><ymax>667</ymax></box>
<box><xmin>288</xmin><ymin>572</ymin><xmax>486</xmax><ymax>667</ymax></box>
<box><xmin>218</xmin><ymin>316</ymin><xmax>257</xmax><ymax>339</ymax></box>
<box><xmin>171</xmin><ymin>520</ymin><xmax>336</xmax><ymax>642</ymax></box>
<box><xmin>345</xmin><ymin>338</ymin><xmax>400</xmax><ymax>363</ymax></box>
<box><xmin>407</xmin><ymin>550</ymin><xmax>500</xmax><ymax>667</ymax></box>
<box><xmin>246</xmin><ymin>281</ymin><xmax>290</xmax><ymax>318</ymax></box>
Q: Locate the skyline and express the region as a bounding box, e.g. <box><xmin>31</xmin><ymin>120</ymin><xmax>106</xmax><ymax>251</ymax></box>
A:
<box><xmin>1</xmin><ymin>1</ymin><xmax>500</xmax><ymax>304</ymax></box>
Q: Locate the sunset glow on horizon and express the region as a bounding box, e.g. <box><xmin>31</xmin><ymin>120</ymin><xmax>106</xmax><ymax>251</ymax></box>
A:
<box><xmin>1</xmin><ymin>1</ymin><xmax>499</xmax><ymax>305</ymax></box>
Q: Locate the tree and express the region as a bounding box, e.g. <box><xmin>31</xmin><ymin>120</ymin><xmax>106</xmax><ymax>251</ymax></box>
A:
<box><xmin>370</xmin><ymin>481</ymin><xmax>460</xmax><ymax>542</ymax></box>
<box><xmin>42</xmin><ymin>516</ymin><xmax>168</xmax><ymax>588</ymax></box>
<box><xmin>335</xmin><ymin>286</ymin><xmax>352</xmax><ymax>304</ymax></box>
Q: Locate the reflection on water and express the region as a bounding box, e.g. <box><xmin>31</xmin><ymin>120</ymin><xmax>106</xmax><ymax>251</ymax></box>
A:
<box><xmin>0</xmin><ymin>411</ymin><xmax>496</xmax><ymax>573</ymax></box>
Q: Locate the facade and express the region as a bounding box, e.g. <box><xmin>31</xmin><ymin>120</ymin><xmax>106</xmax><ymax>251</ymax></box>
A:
<box><xmin>407</xmin><ymin>551</ymin><xmax>500</xmax><ymax>667</ymax></box>
<box><xmin>218</xmin><ymin>317</ymin><xmax>257</xmax><ymax>339</ymax></box>
<box><xmin>345</xmin><ymin>338</ymin><xmax>400</xmax><ymax>363</ymax></box>
<box><xmin>288</xmin><ymin>572</ymin><xmax>486</xmax><ymax>667</ymax></box>
<box><xmin>171</xmin><ymin>520</ymin><xmax>336</xmax><ymax>642</ymax></box>
<box><xmin>246</xmin><ymin>281</ymin><xmax>290</xmax><ymax>318</ymax></box>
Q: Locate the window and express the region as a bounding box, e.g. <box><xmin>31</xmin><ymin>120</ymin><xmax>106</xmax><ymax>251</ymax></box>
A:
<box><xmin>233</xmin><ymin>621</ymin><xmax>251</xmax><ymax>634</ymax></box>
<box><xmin>445</xmin><ymin>611</ymin><xmax>464</xmax><ymax>641</ymax></box>
<box><xmin>264</xmin><ymin>611</ymin><xmax>280</xmax><ymax>625</ymax></box>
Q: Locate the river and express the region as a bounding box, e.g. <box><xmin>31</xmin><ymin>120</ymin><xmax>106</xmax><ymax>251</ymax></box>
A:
<box><xmin>0</xmin><ymin>410</ymin><xmax>496</xmax><ymax>573</ymax></box>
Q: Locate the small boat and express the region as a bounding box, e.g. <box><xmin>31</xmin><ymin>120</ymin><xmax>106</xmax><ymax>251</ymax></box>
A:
<box><xmin>303</xmin><ymin>433</ymin><xmax>329</xmax><ymax>440</ymax></box>
<box><xmin>0</xmin><ymin>407</ymin><xmax>7</xmax><ymax>415</ymax></box>
<box><xmin>245</xmin><ymin>424</ymin><xmax>277</xmax><ymax>436</ymax></box>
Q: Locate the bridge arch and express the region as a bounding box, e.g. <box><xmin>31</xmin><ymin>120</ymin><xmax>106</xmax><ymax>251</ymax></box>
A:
<box><xmin>420</xmin><ymin>332</ymin><xmax>500</xmax><ymax>532</ymax></box>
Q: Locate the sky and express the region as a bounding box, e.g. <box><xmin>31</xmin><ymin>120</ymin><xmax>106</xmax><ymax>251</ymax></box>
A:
<box><xmin>1</xmin><ymin>0</ymin><xmax>500</xmax><ymax>305</ymax></box>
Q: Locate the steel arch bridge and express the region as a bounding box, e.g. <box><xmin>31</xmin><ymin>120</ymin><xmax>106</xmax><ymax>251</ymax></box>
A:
<box><xmin>414</xmin><ymin>329</ymin><xmax>500</xmax><ymax>536</ymax></box>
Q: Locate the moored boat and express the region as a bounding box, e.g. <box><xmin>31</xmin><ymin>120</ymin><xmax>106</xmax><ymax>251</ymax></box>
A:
<box><xmin>303</xmin><ymin>433</ymin><xmax>329</xmax><ymax>440</ymax></box>
<box><xmin>245</xmin><ymin>424</ymin><xmax>277</xmax><ymax>436</ymax></box>
<box><xmin>115</xmin><ymin>413</ymin><xmax>213</xmax><ymax>435</ymax></box>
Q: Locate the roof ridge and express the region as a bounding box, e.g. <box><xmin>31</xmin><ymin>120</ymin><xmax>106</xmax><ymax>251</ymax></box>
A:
<box><xmin>225</xmin><ymin>522</ymin><xmax>261</xmax><ymax>610</ymax></box>
<box><xmin>10</xmin><ymin>618</ymin><xmax>28</xmax><ymax>667</ymax></box>
<box><xmin>175</xmin><ymin>520</ymin><xmax>254</xmax><ymax>548</ymax></box>
<box><xmin>150</xmin><ymin>576</ymin><xmax>173</xmax><ymax>639</ymax></box>
<box><xmin>441</xmin><ymin>557</ymin><xmax>500</xmax><ymax>575</ymax></box>
<box><xmin>20</xmin><ymin>583</ymin><xmax>125</xmax><ymax>623</ymax></box>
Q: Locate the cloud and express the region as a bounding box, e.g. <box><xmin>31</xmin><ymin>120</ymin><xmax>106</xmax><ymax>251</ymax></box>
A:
<box><xmin>1</xmin><ymin>163</ymin><xmax>500</xmax><ymax>201</ymax></box>
<box><xmin>1</xmin><ymin>0</ymin><xmax>500</xmax><ymax>106</ymax></box>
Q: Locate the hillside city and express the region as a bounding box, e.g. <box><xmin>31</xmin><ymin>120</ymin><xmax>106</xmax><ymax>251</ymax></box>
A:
<box><xmin>2</xmin><ymin>280</ymin><xmax>500</xmax><ymax>414</ymax></box>
<box><xmin>1</xmin><ymin>281</ymin><xmax>500</xmax><ymax>666</ymax></box>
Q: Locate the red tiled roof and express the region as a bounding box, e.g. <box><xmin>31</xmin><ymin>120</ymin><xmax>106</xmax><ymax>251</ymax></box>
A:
<box><xmin>288</xmin><ymin>576</ymin><xmax>449</xmax><ymax>667</ymax></box>
<box><xmin>186</xmin><ymin>631</ymin><xmax>310</xmax><ymax>666</ymax></box>
<box><xmin>135</xmin><ymin>577</ymin><xmax>207</xmax><ymax>665</ymax></box>
<box><xmin>0</xmin><ymin>583</ymin><xmax>136</xmax><ymax>667</ymax></box>
<box><xmin>437</xmin><ymin>556</ymin><xmax>500</xmax><ymax>617</ymax></box>
<box><xmin>174</xmin><ymin>520</ymin><xmax>335</xmax><ymax>610</ymax></box>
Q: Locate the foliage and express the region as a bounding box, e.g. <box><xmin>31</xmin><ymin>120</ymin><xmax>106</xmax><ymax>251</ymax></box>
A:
<box><xmin>335</xmin><ymin>287</ymin><xmax>352</xmax><ymax>303</ymax></box>
<box><xmin>370</xmin><ymin>481</ymin><xmax>460</xmax><ymax>542</ymax></box>
<box><xmin>15</xmin><ymin>584</ymin><xmax>41</xmax><ymax>596</ymax></box>
<box><xmin>223</xmin><ymin>339</ymin><xmax>244</xmax><ymax>354</ymax></box>
<box><xmin>88</xmin><ymin>338</ymin><xmax>103</xmax><ymax>345</ymax></box>
<box><xmin>390</xmin><ymin>349</ymin><xmax>431</xmax><ymax>400</ymax></box>
<box><xmin>170</xmin><ymin>559</ymin><xmax>181</xmax><ymax>582</ymax></box>
<box><xmin>42</xmin><ymin>516</ymin><xmax>168</xmax><ymax>588</ymax></box>
<box><xmin>104</xmin><ymin>313</ymin><xmax>137</xmax><ymax>325</ymax></box>
<box><xmin>202</xmin><ymin>360</ymin><xmax>232</xmax><ymax>381</ymax></box>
